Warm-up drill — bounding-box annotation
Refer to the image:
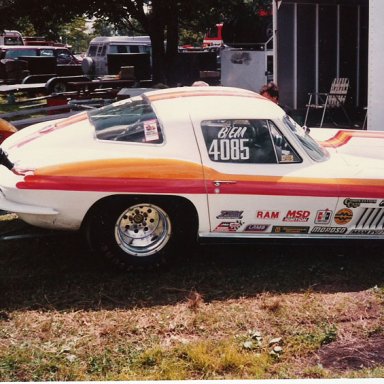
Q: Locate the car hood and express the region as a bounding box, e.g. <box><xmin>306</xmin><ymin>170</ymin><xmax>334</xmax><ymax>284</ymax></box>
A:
<box><xmin>311</xmin><ymin>128</ymin><xmax>384</xmax><ymax>159</ymax></box>
<box><xmin>308</xmin><ymin>128</ymin><xmax>384</xmax><ymax>177</ymax></box>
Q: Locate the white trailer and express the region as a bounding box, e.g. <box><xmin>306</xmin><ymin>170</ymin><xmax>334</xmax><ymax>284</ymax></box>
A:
<box><xmin>220</xmin><ymin>47</ymin><xmax>273</xmax><ymax>93</ymax></box>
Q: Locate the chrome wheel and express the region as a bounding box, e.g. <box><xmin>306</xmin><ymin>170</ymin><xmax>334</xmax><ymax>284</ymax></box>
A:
<box><xmin>114</xmin><ymin>203</ymin><xmax>171</xmax><ymax>257</ymax></box>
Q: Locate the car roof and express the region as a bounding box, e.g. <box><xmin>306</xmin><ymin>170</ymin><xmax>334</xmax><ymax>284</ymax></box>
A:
<box><xmin>143</xmin><ymin>86</ymin><xmax>285</xmax><ymax>119</ymax></box>
<box><xmin>0</xmin><ymin>45</ymin><xmax>69</xmax><ymax>50</ymax></box>
<box><xmin>89</xmin><ymin>36</ymin><xmax>151</xmax><ymax>44</ymax></box>
<box><xmin>145</xmin><ymin>86</ymin><xmax>263</xmax><ymax>101</ymax></box>
<box><xmin>144</xmin><ymin>86</ymin><xmax>265</xmax><ymax>102</ymax></box>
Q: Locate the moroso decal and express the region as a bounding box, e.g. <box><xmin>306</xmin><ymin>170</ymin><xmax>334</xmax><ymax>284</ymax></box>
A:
<box><xmin>283</xmin><ymin>210</ymin><xmax>310</xmax><ymax>222</ymax></box>
<box><xmin>272</xmin><ymin>226</ymin><xmax>309</xmax><ymax>234</ymax></box>
<box><xmin>350</xmin><ymin>229</ymin><xmax>384</xmax><ymax>235</ymax></box>
<box><xmin>216</xmin><ymin>210</ymin><xmax>244</xmax><ymax>219</ymax></box>
<box><xmin>311</xmin><ymin>226</ymin><xmax>347</xmax><ymax>234</ymax></box>
<box><xmin>334</xmin><ymin>208</ymin><xmax>353</xmax><ymax>225</ymax></box>
<box><xmin>256</xmin><ymin>210</ymin><xmax>279</xmax><ymax>219</ymax></box>
<box><xmin>244</xmin><ymin>224</ymin><xmax>270</xmax><ymax>232</ymax></box>
<box><xmin>214</xmin><ymin>221</ymin><xmax>243</xmax><ymax>232</ymax></box>
<box><xmin>343</xmin><ymin>198</ymin><xmax>376</xmax><ymax>208</ymax></box>
<box><xmin>315</xmin><ymin>209</ymin><xmax>332</xmax><ymax>224</ymax></box>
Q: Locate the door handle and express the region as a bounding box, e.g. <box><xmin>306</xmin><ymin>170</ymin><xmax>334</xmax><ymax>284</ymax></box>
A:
<box><xmin>213</xmin><ymin>180</ymin><xmax>237</xmax><ymax>187</ymax></box>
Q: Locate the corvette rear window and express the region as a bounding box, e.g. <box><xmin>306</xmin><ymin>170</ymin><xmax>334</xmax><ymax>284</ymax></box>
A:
<box><xmin>88</xmin><ymin>97</ymin><xmax>163</xmax><ymax>144</ymax></box>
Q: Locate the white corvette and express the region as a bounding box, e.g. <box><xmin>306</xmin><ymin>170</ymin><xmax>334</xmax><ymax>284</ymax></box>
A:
<box><xmin>0</xmin><ymin>86</ymin><xmax>383</xmax><ymax>269</ymax></box>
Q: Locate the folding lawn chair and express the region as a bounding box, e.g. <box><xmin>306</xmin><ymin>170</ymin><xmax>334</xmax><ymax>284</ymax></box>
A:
<box><xmin>304</xmin><ymin>78</ymin><xmax>352</xmax><ymax>127</ymax></box>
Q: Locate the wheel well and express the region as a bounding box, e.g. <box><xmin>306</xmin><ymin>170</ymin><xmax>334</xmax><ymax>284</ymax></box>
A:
<box><xmin>82</xmin><ymin>194</ymin><xmax>199</xmax><ymax>236</ymax></box>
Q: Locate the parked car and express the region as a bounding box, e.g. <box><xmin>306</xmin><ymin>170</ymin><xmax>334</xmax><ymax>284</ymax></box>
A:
<box><xmin>0</xmin><ymin>45</ymin><xmax>81</xmax><ymax>64</ymax></box>
<box><xmin>0</xmin><ymin>45</ymin><xmax>83</xmax><ymax>83</ymax></box>
<box><xmin>0</xmin><ymin>86</ymin><xmax>384</xmax><ymax>270</ymax></box>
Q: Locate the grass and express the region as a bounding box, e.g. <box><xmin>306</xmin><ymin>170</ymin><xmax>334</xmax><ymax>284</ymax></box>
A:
<box><xmin>0</xmin><ymin>216</ymin><xmax>383</xmax><ymax>380</ymax></box>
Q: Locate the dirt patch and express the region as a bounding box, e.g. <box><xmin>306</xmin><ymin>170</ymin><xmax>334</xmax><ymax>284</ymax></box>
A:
<box><xmin>318</xmin><ymin>335</ymin><xmax>384</xmax><ymax>372</ymax></box>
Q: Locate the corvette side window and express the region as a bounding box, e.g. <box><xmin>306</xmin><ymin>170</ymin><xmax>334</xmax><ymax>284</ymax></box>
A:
<box><xmin>201</xmin><ymin>119</ymin><xmax>277</xmax><ymax>163</ymax></box>
<box><xmin>89</xmin><ymin>97</ymin><xmax>163</xmax><ymax>144</ymax></box>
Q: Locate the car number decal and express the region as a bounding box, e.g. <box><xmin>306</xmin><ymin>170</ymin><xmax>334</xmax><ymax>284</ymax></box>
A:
<box><xmin>208</xmin><ymin>138</ymin><xmax>250</xmax><ymax>161</ymax></box>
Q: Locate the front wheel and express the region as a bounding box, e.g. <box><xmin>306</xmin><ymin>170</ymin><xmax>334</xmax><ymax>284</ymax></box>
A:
<box><xmin>85</xmin><ymin>197</ymin><xmax>194</xmax><ymax>270</ymax></box>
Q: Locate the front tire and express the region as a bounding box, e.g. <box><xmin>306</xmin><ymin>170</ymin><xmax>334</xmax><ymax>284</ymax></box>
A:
<box><xmin>85</xmin><ymin>197</ymin><xmax>194</xmax><ymax>270</ymax></box>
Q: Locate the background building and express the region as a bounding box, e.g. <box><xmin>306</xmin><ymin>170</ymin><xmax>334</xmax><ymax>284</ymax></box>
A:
<box><xmin>274</xmin><ymin>0</ymin><xmax>368</xmax><ymax>125</ymax></box>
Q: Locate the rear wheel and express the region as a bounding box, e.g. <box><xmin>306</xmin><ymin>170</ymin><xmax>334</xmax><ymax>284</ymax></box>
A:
<box><xmin>85</xmin><ymin>197</ymin><xmax>195</xmax><ymax>270</ymax></box>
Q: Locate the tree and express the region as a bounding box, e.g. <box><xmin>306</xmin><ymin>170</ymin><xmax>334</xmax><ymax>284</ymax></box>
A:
<box><xmin>62</xmin><ymin>18</ymin><xmax>92</xmax><ymax>53</ymax></box>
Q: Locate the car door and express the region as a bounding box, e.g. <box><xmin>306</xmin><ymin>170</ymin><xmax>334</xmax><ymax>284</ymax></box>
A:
<box><xmin>96</xmin><ymin>43</ymin><xmax>107</xmax><ymax>75</ymax></box>
<box><xmin>193</xmin><ymin>117</ymin><xmax>339</xmax><ymax>236</ymax></box>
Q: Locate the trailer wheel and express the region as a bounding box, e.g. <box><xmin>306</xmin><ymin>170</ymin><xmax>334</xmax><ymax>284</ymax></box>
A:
<box><xmin>52</xmin><ymin>81</ymin><xmax>67</xmax><ymax>93</ymax></box>
<box><xmin>46</xmin><ymin>78</ymin><xmax>68</xmax><ymax>94</ymax></box>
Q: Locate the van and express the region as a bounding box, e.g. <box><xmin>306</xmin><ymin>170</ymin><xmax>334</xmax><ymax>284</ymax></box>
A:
<box><xmin>82</xmin><ymin>36</ymin><xmax>151</xmax><ymax>77</ymax></box>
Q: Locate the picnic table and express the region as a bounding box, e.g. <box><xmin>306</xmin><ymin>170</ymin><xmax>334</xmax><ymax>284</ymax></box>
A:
<box><xmin>0</xmin><ymin>83</ymin><xmax>46</xmax><ymax>94</ymax></box>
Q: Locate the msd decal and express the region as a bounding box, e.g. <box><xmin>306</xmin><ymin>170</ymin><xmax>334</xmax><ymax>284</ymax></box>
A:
<box><xmin>283</xmin><ymin>210</ymin><xmax>310</xmax><ymax>222</ymax></box>
<box><xmin>256</xmin><ymin>210</ymin><xmax>279</xmax><ymax>219</ymax></box>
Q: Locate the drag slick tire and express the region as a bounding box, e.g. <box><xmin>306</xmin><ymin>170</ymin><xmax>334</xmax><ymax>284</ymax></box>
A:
<box><xmin>85</xmin><ymin>196</ymin><xmax>195</xmax><ymax>270</ymax></box>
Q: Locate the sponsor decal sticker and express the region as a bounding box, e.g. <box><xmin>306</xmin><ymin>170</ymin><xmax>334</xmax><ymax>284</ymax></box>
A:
<box><xmin>350</xmin><ymin>229</ymin><xmax>384</xmax><ymax>235</ymax></box>
<box><xmin>143</xmin><ymin>119</ymin><xmax>160</xmax><ymax>142</ymax></box>
<box><xmin>334</xmin><ymin>208</ymin><xmax>353</xmax><ymax>225</ymax></box>
<box><xmin>281</xmin><ymin>154</ymin><xmax>294</xmax><ymax>162</ymax></box>
<box><xmin>272</xmin><ymin>226</ymin><xmax>310</xmax><ymax>234</ymax></box>
<box><xmin>214</xmin><ymin>221</ymin><xmax>243</xmax><ymax>232</ymax></box>
<box><xmin>256</xmin><ymin>210</ymin><xmax>280</xmax><ymax>220</ymax></box>
<box><xmin>283</xmin><ymin>210</ymin><xmax>310</xmax><ymax>222</ymax></box>
<box><xmin>311</xmin><ymin>226</ymin><xmax>347</xmax><ymax>234</ymax></box>
<box><xmin>343</xmin><ymin>198</ymin><xmax>377</xmax><ymax>208</ymax></box>
<box><xmin>216</xmin><ymin>210</ymin><xmax>244</xmax><ymax>219</ymax></box>
<box><xmin>244</xmin><ymin>224</ymin><xmax>270</xmax><ymax>232</ymax></box>
<box><xmin>315</xmin><ymin>209</ymin><xmax>332</xmax><ymax>224</ymax></box>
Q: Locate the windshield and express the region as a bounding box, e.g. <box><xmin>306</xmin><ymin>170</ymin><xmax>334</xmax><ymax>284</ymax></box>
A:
<box><xmin>5</xmin><ymin>49</ymin><xmax>37</xmax><ymax>58</ymax></box>
<box><xmin>283</xmin><ymin>115</ymin><xmax>329</xmax><ymax>162</ymax></box>
<box><xmin>88</xmin><ymin>97</ymin><xmax>163</xmax><ymax>144</ymax></box>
